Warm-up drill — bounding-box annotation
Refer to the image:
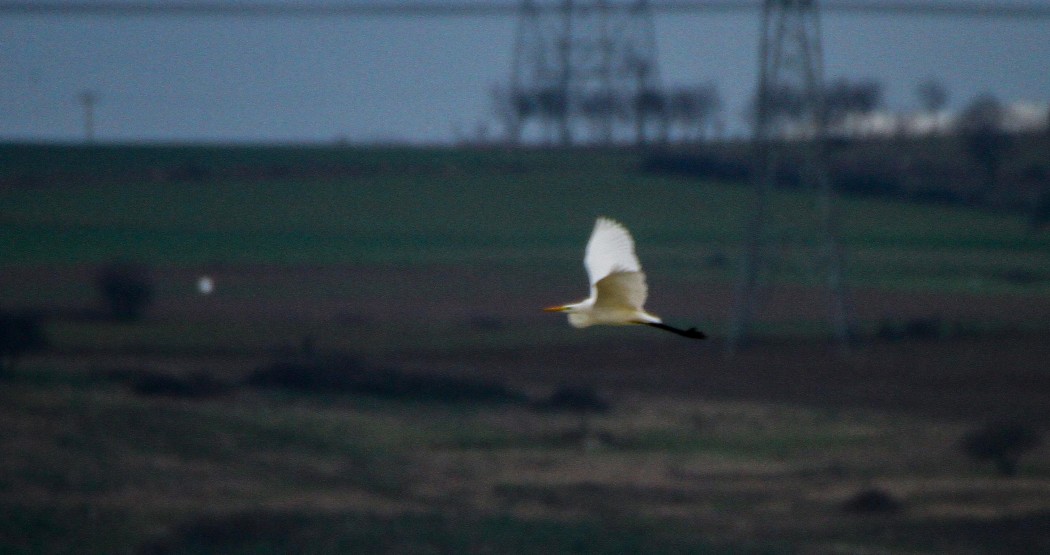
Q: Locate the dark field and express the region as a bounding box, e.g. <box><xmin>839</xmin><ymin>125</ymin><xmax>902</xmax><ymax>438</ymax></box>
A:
<box><xmin>2</xmin><ymin>145</ymin><xmax>1049</xmax><ymax>553</ymax></box>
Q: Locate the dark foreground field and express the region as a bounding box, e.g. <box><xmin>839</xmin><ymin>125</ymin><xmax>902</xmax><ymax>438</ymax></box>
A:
<box><xmin>2</xmin><ymin>145</ymin><xmax>1049</xmax><ymax>553</ymax></box>
<box><xmin>3</xmin><ymin>262</ymin><xmax>1050</xmax><ymax>554</ymax></box>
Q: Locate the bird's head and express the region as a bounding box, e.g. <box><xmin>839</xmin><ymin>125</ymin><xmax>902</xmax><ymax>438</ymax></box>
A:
<box><xmin>543</xmin><ymin>301</ymin><xmax>594</xmax><ymax>328</ymax></box>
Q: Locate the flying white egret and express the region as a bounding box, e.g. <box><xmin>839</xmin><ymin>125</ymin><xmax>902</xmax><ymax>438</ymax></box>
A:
<box><xmin>544</xmin><ymin>217</ymin><xmax>706</xmax><ymax>339</ymax></box>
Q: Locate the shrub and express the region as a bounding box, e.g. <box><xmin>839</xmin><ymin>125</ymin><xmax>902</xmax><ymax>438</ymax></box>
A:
<box><xmin>832</xmin><ymin>162</ymin><xmax>902</xmax><ymax>197</ymax></box>
<box><xmin>640</xmin><ymin>151</ymin><xmax>749</xmax><ymax>182</ymax></box>
<box><xmin>532</xmin><ymin>385</ymin><xmax>610</xmax><ymax>413</ymax></box>
<box><xmin>0</xmin><ymin>312</ymin><xmax>48</xmax><ymax>374</ymax></box>
<box><xmin>166</xmin><ymin>162</ymin><xmax>209</xmax><ymax>183</ymax></box>
<box><xmin>246</xmin><ymin>354</ymin><xmax>527</xmax><ymax>404</ymax></box>
<box><xmin>95</xmin><ymin>367</ymin><xmax>232</xmax><ymax>398</ymax></box>
<box><xmin>875</xmin><ymin>316</ymin><xmax>944</xmax><ymax>341</ymax></box>
<box><xmin>960</xmin><ymin>420</ymin><xmax>1042</xmax><ymax>477</ymax></box>
<box><xmin>128</xmin><ymin>371</ymin><xmax>233</xmax><ymax>399</ymax></box>
<box><xmin>96</xmin><ymin>262</ymin><xmax>154</xmax><ymax>321</ymax></box>
<box><xmin>245</xmin><ymin>354</ymin><xmax>367</xmax><ymax>392</ymax></box>
<box><xmin>137</xmin><ymin>510</ymin><xmax>309</xmax><ymax>554</ymax></box>
<box><xmin>841</xmin><ymin>487</ymin><xmax>901</xmax><ymax>514</ymax></box>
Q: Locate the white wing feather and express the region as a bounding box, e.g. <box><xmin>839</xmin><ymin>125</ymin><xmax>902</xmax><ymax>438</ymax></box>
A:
<box><xmin>583</xmin><ymin>217</ymin><xmax>642</xmax><ymax>287</ymax></box>
<box><xmin>594</xmin><ymin>271</ymin><xmax>648</xmax><ymax>311</ymax></box>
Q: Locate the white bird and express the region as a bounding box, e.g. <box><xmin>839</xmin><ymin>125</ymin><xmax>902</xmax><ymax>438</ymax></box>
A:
<box><xmin>544</xmin><ymin>217</ymin><xmax>706</xmax><ymax>339</ymax></box>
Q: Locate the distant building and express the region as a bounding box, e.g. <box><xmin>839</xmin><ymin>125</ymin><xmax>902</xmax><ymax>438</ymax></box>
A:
<box><xmin>786</xmin><ymin>100</ymin><xmax>1049</xmax><ymax>140</ymax></box>
<box><xmin>997</xmin><ymin>101</ymin><xmax>1050</xmax><ymax>133</ymax></box>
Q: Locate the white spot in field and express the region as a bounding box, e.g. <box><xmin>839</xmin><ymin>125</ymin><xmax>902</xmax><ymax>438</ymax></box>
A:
<box><xmin>198</xmin><ymin>275</ymin><xmax>214</xmax><ymax>295</ymax></box>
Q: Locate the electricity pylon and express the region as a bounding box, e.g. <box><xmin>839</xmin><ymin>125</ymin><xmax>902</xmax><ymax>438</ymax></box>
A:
<box><xmin>727</xmin><ymin>0</ymin><xmax>852</xmax><ymax>353</ymax></box>
<box><xmin>78</xmin><ymin>89</ymin><xmax>98</xmax><ymax>143</ymax></box>
<box><xmin>507</xmin><ymin>0</ymin><xmax>660</xmax><ymax>146</ymax></box>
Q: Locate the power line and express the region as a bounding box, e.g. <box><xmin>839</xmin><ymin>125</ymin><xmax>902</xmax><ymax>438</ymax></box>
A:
<box><xmin>0</xmin><ymin>1</ymin><xmax>517</xmax><ymax>15</ymax></box>
<box><xmin>2</xmin><ymin>1</ymin><xmax>1050</xmax><ymax>18</ymax></box>
<box><xmin>819</xmin><ymin>0</ymin><xmax>1050</xmax><ymax>17</ymax></box>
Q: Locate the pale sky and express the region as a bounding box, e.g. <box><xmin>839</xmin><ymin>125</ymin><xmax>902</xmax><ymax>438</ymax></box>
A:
<box><xmin>2</xmin><ymin>1</ymin><xmax>1049</xmax><ymax>143</ymax></box>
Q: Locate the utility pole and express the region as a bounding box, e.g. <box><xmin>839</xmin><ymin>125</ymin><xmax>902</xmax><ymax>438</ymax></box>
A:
<box><xmin>78</xmin><ymin>89</ymin><xmax>98</xmax><ymax>143</ymax></box>
<box><xmin>727</xmin><ymin>0</ymin><xmax>851</xmax><ymax>353</ymax></box>
<box><xmin>508</xmin><ymin>0</ymin><xmax>659</xmax><ymax>146</ymax></box>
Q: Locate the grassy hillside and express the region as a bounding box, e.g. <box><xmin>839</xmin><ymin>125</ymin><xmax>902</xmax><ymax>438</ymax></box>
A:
<box><xmin>2</xmin><ymin>144</ymin><xmax>1049</xmax><ymax>294</ymax></box>
<box><xmin>0</xmin><ymin>145</ymin><xmax>725</xmax><ymax>263</ymax></box>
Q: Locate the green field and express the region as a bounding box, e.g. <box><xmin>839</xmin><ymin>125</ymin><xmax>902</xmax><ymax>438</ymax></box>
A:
<box><xmin>2</xmin><ymin>144</ymin><xmax>1050</xmax><ymax>553</ymax></box>
<box><xmin>3</xmin><ymin>143</ymin><xmax>1049</xmax><ymax>293</ymax></box>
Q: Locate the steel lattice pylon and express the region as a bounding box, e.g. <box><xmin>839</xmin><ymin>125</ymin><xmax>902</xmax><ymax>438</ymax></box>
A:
<box><xmin>727</xmin><ymin>0</ymin><xmax>852</xmax><ymax>353</ymax></box>
<box><xmin>507</xmin><ymin>0</ymin><xmax>660</xmax><ymax>146</ymax></box>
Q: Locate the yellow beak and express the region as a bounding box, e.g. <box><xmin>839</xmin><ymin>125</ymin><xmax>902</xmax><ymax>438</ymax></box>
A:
<box><xmin>542</xmin><ymin>305</ymin><xmax>569</xmax><ymax>312</ymax></box>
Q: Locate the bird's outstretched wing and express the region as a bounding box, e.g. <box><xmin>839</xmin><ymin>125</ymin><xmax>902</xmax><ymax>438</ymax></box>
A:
<box><xmin>593</xmin><ymin>271</ymin><xmax>648</xmax><ymax>311</ymax></box>
<box><xmin>584</xmin><ymin>217</ymin><xmax>642</xmax><ymax>288</ymax></box>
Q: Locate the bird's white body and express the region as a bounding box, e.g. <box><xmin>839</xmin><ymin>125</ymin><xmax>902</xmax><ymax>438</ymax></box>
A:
<box><xmin>546</xmin><ymin>217</ymin><xmax>662</xmax><ymax>328</ymax></box>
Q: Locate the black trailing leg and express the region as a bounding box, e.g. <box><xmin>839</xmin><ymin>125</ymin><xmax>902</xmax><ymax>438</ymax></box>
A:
<box><xmin>645</xmin><ymin>322</ymin><xmax>707</xmax><ymax>339</ymax></box>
